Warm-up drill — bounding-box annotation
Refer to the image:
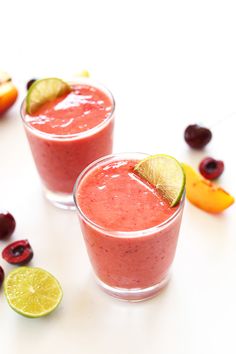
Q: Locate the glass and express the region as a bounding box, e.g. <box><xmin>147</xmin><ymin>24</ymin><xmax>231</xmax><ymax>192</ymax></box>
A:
<box><xmin>20</xmin><ymin>79</ymin><xmax>115</xmax><ymax>210</ymax></box>
<box><xmin>74</xmin><ymin>153</ymin><xmax>185</xmax><ymax>301</ymax></box>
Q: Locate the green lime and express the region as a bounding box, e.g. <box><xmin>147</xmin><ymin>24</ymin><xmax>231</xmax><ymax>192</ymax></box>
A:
<box><xmin>134</xmin><ymin>154</ymin><xmax>185</xmax><ymax>207</ymax></box>
<box><xmin>26</xmin><ymin>78</ymin><xmax>71</xmax><ymax>114</ymax></box>
<box><xmin>4</xmin><ymin>267</ymin><xmax>63</xmax><ymax>318</ymax></box>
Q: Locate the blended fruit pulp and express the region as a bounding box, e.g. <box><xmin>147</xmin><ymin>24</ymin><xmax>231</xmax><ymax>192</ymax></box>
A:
<box><xmin>77</xmin><ymin>159</ymin><xmax>183</xmax><ymax>289</ymax></box>
<box><xmin>24</xmin><ymin>84</ymin><xmax>114</xmax><ymax>193</ymax></box>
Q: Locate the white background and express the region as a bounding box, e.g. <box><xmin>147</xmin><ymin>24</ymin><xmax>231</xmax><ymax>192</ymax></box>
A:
<box><xmin>1</xmin><ymin>0</ymin><xmax>236</xmax><ymax>353</ymax></box>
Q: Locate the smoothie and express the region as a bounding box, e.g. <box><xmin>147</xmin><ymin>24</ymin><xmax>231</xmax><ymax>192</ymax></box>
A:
<box><xmin>75</xmin><ymin>153</ymin><xmax>184</xmax><ymax>300</ymax></box>
<box><xmin>21</xmin><ymin>81</ymin><xmax>115</xmax><ymax>208</ymax></box>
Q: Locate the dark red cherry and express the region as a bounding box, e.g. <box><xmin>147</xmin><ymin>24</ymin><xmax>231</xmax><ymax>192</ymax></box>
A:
<box><xmin>199</xmin><ymin>157</ymin><xmax>224</xmax><ymax>180</ymax></box>
<box><xmin>184</xmin><ymin>124</ymin><xmax>212</xmax><ymax>149</ymax></box>
<box><xmin>2</xmin><ymin>240</ymin><xmax>33</xmax><ymax>265</ymax></box>
<box><xmin>26</xmin><ymin>79</ymin><xmax>37</xmax><ymax>90</ymax></box>
<box><xmin>0</xmin><ymin>266</ymin><xmax>4</xmax><ymax>288</ymax></box>
<box><xmin>0</xmin><ymin>211</ymin><xmax>16</xmax><ymax>240</ymax></box>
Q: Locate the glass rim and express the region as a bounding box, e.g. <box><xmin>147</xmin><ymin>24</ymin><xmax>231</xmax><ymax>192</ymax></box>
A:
<box><xmin>20</xmin><ymin>77</ymin><xmax>116</xmax><ymax>141</ymax></box>
<box><xmin>73</xmin><ymin>152</ymin><xmax>185</xmax><ymax>238</ymax></box>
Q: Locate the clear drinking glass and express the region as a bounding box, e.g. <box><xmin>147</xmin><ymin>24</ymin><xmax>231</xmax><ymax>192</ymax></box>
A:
<box><xmin>74</xmin><ymin>153</ymin><xmax>185</xmax><ymax>301</ymax></box>
<box><xmin>20</xmin><ymin>79</ymin><xmax>115</xmax><ymax>210</ymax></box>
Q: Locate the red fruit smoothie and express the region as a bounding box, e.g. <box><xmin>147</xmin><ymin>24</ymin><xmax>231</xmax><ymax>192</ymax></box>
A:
<box><xmin>22</xmin><ymin>82</ymin><xmax>115</xmax><ymax>194</ymax></box>
<box><xmin>75</xmin><ymin>155</ymin><xmax>184</xmax><ymax>292</ymax></box>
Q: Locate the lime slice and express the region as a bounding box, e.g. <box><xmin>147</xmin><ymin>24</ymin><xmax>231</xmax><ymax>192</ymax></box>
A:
<box><xmin>134</xmin><ymin>154</ymin><xmax>185</xmax><ymax>207</ymax></box>
<box><xmin>26</xmin><ymin>78</ymin><xmax>71</xmax><ymax>114</ymax></box>
<box><xmin>4</xmin><ymin>267</ymin><xmax>63</xmax><ymax>318</ymax></box>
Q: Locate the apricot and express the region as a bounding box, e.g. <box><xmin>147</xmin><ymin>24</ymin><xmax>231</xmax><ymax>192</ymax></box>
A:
<box><xmin>0</xmin><ymin>71</ymin><xmax>18</xmax><ymax>116</ymax></box>
<box><xmin>182</xmin><ymin>163</ymin><xmax>234</xmax><ymax>213</ymax></box>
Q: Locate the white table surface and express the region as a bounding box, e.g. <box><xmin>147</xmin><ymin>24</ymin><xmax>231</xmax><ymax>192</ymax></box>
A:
<box><xmin>1</xmin><ymin>1</ymin><xmax>236</xmax><ymax>353</ymax></box>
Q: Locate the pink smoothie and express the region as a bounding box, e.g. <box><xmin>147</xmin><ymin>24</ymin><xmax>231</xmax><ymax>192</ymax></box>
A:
<box><xmin>23</xmin><ymin>83</ymin><xmax>114</xmax><ymax>194</ymax></box>
<box><xmin>76</xmin><ymin>157</ymin><xmax>184</xmax><ymax>290</ymax></box>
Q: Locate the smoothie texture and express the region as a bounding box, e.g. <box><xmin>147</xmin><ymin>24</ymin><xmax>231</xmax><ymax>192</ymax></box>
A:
<box><xmin>76</xmin><ymin>157</ymin><xmax>184</xmax><ymax>290</ymax></box>
<box><xmin>22</xmin><ymin>82</ymin><xmax>115</xmax><ymax>194</ymax></box>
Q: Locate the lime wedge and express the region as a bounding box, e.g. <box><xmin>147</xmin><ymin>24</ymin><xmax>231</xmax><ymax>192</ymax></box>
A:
<box><xmin>26</xmin><ymin>78</ymin><xmax>71</xmax><ymax>114</ymax></box>
<box><xmin>4</xmin><ymin>267</ymin><xmax>63</xmax><ymax>318</ymax></box>
<box><xmin>134</xmin><ymin>154</ymin><xmax>185</xmax><ymax>207</ymax></box>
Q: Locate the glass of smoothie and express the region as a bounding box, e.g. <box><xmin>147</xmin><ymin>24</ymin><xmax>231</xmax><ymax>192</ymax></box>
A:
<box><xmin>74</xmin><ymin>153</ymin><xmax>185</xmax><ymax>301</ymax></box>
<box><xmin>20</xmin><ymin>78</ymin><xmax>115</xmax><ymax>209</ymax></box>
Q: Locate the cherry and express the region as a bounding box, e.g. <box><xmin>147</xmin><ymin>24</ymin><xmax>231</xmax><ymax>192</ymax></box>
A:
<box><xmin>26</xmin><ymin>79</ymin><xmax>37</xmax><ymax>90</ymax></box>
<box><xmin>0</xmin><ymin>266</ymin><xmax>4</xmax><ymax>288</ymax></box>
<box><xmin>2</xmin><ymin>240</ymin><xmax>33</xmax><ymax>265</ymax></box>
<box><xmin>0</xmin><ymin>211</ymin><xmax>16</xmax><ymax>240</ymax></box>
<box><xmin>184</xmin><ymin>124</ymin><xmax>212</xmax><ymax>149</ymax></box>
<box><xmin>199</xmin><ymin>157</ymin><xmax>224</xmax><ymax>180</ymax></box>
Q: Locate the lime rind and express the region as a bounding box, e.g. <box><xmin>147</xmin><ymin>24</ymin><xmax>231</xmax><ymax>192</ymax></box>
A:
<box><xmin>4</xmin><ymin>267</ymin><xmax>63</xmax><ymax>318</ymax></box>
<box><xmin>26</xmin><ymin>78</ymin><xmax>71</xmax><ymax>114</ymax></box>
<box><xmin>134</xmin><ymin>154</ymin><xmax>186</xmax><ymax>207</ymax></box>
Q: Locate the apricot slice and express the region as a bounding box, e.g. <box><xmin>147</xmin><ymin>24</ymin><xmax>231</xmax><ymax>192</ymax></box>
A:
<box><xmin>182</xmin><ymin>163</ymin><xmax>234</xmax><ymax>213</ymax></box>
<box><xmin>0</xmin><ymin>71</ymin><xmax>18</xmax><ymax>116</ymax></box>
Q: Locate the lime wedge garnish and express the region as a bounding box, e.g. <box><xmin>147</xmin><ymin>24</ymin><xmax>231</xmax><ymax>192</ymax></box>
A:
<box><xmin>26</xmin><ymin>78</ymin><xmax>71</xmax><ymax>114</ymax></box>
<box><xmin>134</xmin><ymin>154</ymin><xmax>185</xmax><ymax>207</ymax></box>
<box><xmin>4</xmin><ymin>267</ymin><xmax>63</xmax><ymax>318</ymax></box>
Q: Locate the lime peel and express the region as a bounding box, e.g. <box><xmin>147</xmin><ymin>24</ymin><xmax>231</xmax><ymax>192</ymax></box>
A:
<box><xmin>134</xmin><ymin>154</ymin><xmax>186</xmax><ymax>207</ymax></box>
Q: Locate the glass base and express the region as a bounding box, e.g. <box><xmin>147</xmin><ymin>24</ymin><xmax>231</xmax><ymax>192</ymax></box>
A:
<box><xmin>95</xmin><ymin>274</ymin><xmax>170</xmax><ymax>302</ymax></box>
<box><xmin>44</xmin><ymin>188</ymin><xmax>76</xmax><ymax>210</ymax></box>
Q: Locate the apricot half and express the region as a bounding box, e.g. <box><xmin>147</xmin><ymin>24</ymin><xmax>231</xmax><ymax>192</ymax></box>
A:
<box><xmin>0</xmin><ymin>71</ymin><xmax>18</xmax><ymax>116</ymax></box>
<box><xmin>182</xmin><ymin>163</ymin><xmax>234</xmax><ymax>213</ymax></box>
